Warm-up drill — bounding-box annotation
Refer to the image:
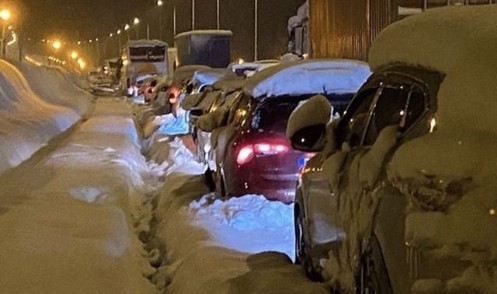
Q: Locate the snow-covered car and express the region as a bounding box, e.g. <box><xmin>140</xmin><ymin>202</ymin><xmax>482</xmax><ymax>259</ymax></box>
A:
<box><xmin>188</xmin><ymin>79</ymin><xmax>246</xmax><ymax>171</ymax></box>
<box><xmin>202</xmin><ymin>59</ymin><xmax>370</xmax><ymax>203</ymax></box>
<box><xmin>287</xmin><ymin>5</ymin><xmax>497</xmax><ymax>293</ymax></box>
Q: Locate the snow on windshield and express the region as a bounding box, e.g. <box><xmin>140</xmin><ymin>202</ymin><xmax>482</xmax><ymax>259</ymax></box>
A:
<box><xmin>243</xmin><ymin>59</ymin><xmax>371</xmax><ymax>99</ymax></box>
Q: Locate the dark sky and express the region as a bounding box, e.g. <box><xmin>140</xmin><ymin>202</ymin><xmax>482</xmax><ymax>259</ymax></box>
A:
<box><xmin>15</xmin><ymin>0</ymin><xmax>304</xmax><ymax>63</ymax></box>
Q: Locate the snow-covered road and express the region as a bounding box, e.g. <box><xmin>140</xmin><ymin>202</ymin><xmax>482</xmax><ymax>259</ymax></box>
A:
<box><xmin>0</xmin><ymin>91</ymin><xmax>328</xmax><ymax>293</ymax></box>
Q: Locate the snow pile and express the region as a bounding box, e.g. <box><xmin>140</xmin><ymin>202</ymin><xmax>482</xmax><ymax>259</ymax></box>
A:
<box><xmin>152</xmin><ymin>139</ymin><xmax>328</xmax><ymax>293</ymax></box>
<box><xmin>243</xmin><ymin>59</ymin><xmax>371</xmax><ymax>99</ymax></box>
<box><xmin>0</xmin><ymin>99</ymin><xmax>158</xmax><ymax>293</ymax></box>
<box><xmin>14</xmin><ymin>61</ymin><xmax>94</xmax><ymax>117</ymax></box>
<box><xmin>0</xmin><ymin>60</ymin><xmax>93</xmax><ymax>175</ymax></box>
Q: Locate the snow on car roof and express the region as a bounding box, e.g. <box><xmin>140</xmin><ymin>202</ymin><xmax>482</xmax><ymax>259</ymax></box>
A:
<box><xmin>174</xmin><ymin>30</ymin><xmax>233</xmax><ymax>39</ymax></box>
<box><xmin>212</xmin><ymin>79</ymin><xmax>245</xmax><ymax>93</ymax></box>
<box><xmin>172</xmin><ymin>65</ymin><xmax>212</xmax><ymax>85</ymax></box>
<box><xmin>243</xmin><ymin>59</ymin><xmax>371</xmax><ymax>99</ymax></box>
<box><xmin>191</xmin><ymin>68</ymin><xmax>236</xmax><ymax>86</ymax></box>
<box><xmin>369</xmin><ymin>5</ymin><xmax>497</xmax><ymax>135</ymax></box>
<box><xmin>127</xmin><ymin>39</ymin><xmax>168</xmax><ymax>47</ymax></box>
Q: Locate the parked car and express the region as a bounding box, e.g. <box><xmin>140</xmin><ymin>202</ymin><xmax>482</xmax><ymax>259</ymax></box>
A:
<box><xmin>189</xmin><ymin>79</ymin><xmax>246</xmax><ymax>171</ymax></box>
<box><xmin>196</xmin><ymin>59</ymin><xmax>370</xmax><ymax>203</ymax></box>
<box><xmin>287</xmin><ymin>5</ymin><xmax>497</xmax><ymax>293</ymax></box>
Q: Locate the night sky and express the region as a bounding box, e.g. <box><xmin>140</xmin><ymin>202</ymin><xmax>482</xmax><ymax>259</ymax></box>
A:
<box><xmin>12</xmin><ymin>0</ymin><xmax>304</xmax><ymax>65</ymax></box>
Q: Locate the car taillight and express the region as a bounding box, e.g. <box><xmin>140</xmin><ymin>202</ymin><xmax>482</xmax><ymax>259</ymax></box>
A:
<box><xmin>236</xmin><ymin>142</ymin><xmax>289</xmax><ymax>165</ymax></box>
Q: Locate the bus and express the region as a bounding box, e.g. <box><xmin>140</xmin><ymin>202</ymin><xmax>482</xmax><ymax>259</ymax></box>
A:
<box><xmin>121</xmin><ymin>39</ymin><xmax>169</xmax><ymax>96</ymax></box>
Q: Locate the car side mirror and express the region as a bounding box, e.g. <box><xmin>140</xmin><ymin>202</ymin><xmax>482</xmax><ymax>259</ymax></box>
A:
<box><xmin>290</xmin><ymin>124</ymin><xmax>327</xmax><ymax>151</ymax></box>
<box><xmin>286</xmin><ymin>95</ymin><xmax>333</xmax><ymax>152</ymax></box>
<box><xmin>189</xmin><ymin>107</ymin><xmax>204</xmax><ymax>121</ymax></box>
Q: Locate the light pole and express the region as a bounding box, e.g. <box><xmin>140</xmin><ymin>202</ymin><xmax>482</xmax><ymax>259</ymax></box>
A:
<box><xmin>254</xmin><ymin>0</ymin><xmax>258</xmax><ymax>61</ymax></box>
<box><xmin>217</xmin><ymin>0</ymin><xmax>220</xmax><ymax>29</ymax></box>
<box><xmin>173</xmin><ymin>3</ymin><xmax>177</xmax><ymax>36</ymax></box>
<box><xmin>192</xmin><ymin>0</ymin><xmax>195</xmax><ymax>30</ymax></box>
<box><xmin>0</xmin><ymin>9</ymin><xmax>11</xmax><ymax>59</ymax></box>
<box><xmin>157</xmin><ymin>0</ymin><xmax>163</xmax><ymax>40</ymax></box>
<box><xmin>133</xmin><ymin>17</ymin><xmax>140</xmax><ymax>39</ymax></box>
<box><xmin>124</xmin><ymin>24</ymin><xmax>130</xmax><ymax>40</ymax></box>
<box><xmin>116</xmin><ymin>29</ymin><xmax>123</xmax><ymax>55</ymax></box>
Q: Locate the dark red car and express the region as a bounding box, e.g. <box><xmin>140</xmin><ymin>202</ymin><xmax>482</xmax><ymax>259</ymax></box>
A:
<box><xmin>208</xmin><ymin>59</ymin><xmax>371</xmax><ymax>203</ymax></box>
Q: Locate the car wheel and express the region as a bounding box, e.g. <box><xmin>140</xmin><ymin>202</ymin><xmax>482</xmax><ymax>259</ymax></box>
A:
<box><xmin>356</xmin><ymin>234</ymin><xmax>393</xmax><ymax>294</ymax></box>
<box><xmin>294</xmin><ymin>204</ymin><xmax>322</xmax><ymax>281</ymax></box>
<box><xmin>203</xmin><ymin>168</ymin><xmax>216</xmax><ymax>192</ymax></box>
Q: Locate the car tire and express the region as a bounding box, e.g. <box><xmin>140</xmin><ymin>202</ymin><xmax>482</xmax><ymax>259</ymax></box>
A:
<box><xmin>204</xmin><ymin>168</ymin><xmax>216</xmax><ymax>192</ymax></box>
<box><xmin>294</xmin><ymin>204</ymin><xmax>322</xmax><ymax>281</ymax></box>
<box><xmin>356</xmin><ymin>234</ymin><xmax>393</xmax><ymax>294</ymax></box>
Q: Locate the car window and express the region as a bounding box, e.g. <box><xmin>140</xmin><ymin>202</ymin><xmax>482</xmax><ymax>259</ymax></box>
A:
<box><xmin>339</xmin><ymin>80</ymin><xmax>429</xmax><ymax>148</ymax></box>
<box><xmin>340</xmin><ymin>88</ymin><xmax>377</xmax><ymax>148</ymax></box>
<box><xmin>227</xmin><ymin>94</ymin><xmax>250</xmax><ymax>125</ymax></box>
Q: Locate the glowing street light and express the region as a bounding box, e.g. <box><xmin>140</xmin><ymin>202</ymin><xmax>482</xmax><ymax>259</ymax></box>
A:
<box><xmin>0</xmin><ymin>8</ymin><xmax>11</xmax><ymax>59</ymax></box>
<box><xmin>124</xmin><ymin>24</ymin><xmax>130</xmax><ymax>40</ymax></box>
<box><xmin>157</xmin><ymin>0</ymin><xmax>163</xmax><ymax>6</ymax></box>
<box><xmin>52</xmin><ymin>40</ymin><xmax>62</xmax><ymax>50</ymax></box>
<box><xmin>0</xmin><ymin>9</ymin><xmax>10</xmax><ymax>21</ymax></box>
<box><xmin>70</xmin><ymin>51</ymin><xmax>78</xmax><ymax>60</ymax></box>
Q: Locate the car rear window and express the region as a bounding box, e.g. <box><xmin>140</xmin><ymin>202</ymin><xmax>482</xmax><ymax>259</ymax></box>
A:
<box><xmin>251</xmin><ymin>93</ymin><xmax>354</xmax><ymax>132</ymax></box>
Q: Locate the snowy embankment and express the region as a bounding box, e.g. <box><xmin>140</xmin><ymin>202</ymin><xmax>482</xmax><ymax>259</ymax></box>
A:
<box><xmin>0</xmin><ymin>60</ymin><xmax>93</xmax><ymax>174</ymax></box>
<box><xmin>0</xmin><ymin>62</ymin><xmax>158</xmax><ymax>292</ymax></box>
<box><xmin>144</xmin><ymin>136</ymin><xmax>328</xmax><ymax>293</ymax></box>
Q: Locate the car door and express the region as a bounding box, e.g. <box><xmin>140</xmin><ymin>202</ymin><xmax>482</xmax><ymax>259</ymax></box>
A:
<box><xmin>323</xmin><ymin>70</ymin><xmax>435</xmax><ymax>292</ymax></box>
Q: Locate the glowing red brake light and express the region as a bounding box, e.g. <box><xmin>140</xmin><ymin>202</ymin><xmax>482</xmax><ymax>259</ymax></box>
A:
<box><xmin>236</xmin><ymin>145</ymin><xmax>255</xmax><ymax>165</ymax></box>
<box><xmin>236</xmin><ymin>142</ymin><xmax>289</xmax><ymax>165</ymax></box>
<box><xmin>254</xmin><ymin>143</ymin><xmax>289</xmax><ymax>155</ymax></box>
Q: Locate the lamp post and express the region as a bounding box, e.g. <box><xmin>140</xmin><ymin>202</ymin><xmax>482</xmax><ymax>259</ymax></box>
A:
<box><xmin>124</xmin><ymin>24</ymin><xmax>130</xmax><ymax>40</ymax></box>
<box><xmin>254</xmin><ymin>0</ymin><xmax>258</xmax><ymax>61</ymax></box>
<box><xmin>49</xmin><ymin>39</ymin><xmax>62</xmax><ymax>65</ymax></box>
<box><xmin>116</xmin><ymin>29</ymin><xmax>122</xmax><ymax>55</ymax></box>
<box><xmin>157</xmin><ymin>0</ymin><xmax>163</xmax><ymax>40</ymax></box>
<box><xmin>173</xmin><ymin>2</ymin><xmax>177</xmax><ymax>36</ymax></box>
<box><xmin>217</xmin><ymin>0</ymin><xmax>220</xmax><ymax>29</ymax></box>
<box><xmin>133</xmin><ymin>17</ymin><xmax>140</xmax><ymax>39</ymax></box>
<box><xmin>192</xmin><ymin>0</ymin><xmax>195</xmax><ymax>30</ymax></box>
<box><xmin>0</xmin><ymin>9</ymin><xmax>11</xmax><ymax>59</ymax></box>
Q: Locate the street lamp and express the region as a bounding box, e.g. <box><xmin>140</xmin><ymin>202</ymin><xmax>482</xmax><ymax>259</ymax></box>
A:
<box><xmin>52</xmin><ymin>40</ymin><xmax>62</xmax><ymax>50</ymax></box>
<box><xmin>133</xmin><ymin>17</ymin><xmax>140</xmax><ymax>39</ymax></box>
<box><xmin>0</xmin><ymin>8</ymin><xmax>11</xmax><ymax>59</ymax></box>
<box><xmin>70</xmin><ymin>50</ymin><xmax>78</xmax><ymax>60</ymax></box>
<box><xmin>124</xmin><ymin>24</ymin><xmax>130</xmax><ymax>40</ymax></box>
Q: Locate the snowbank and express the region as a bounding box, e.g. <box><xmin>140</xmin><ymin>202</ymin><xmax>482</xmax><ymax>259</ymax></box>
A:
<box><xmin>0</xmin><ymin>99</ymin><xmax>157</xmax><ymax>293</ymax></box>
<box><xmin>152</xmin><ymin>138</ymin><xmax>329</xmax><ymax>293</ymax></box>
<box><xmin>0</xmin><ymin>60</ymin><xmax>93</xmax><ymax>175</ymax></box>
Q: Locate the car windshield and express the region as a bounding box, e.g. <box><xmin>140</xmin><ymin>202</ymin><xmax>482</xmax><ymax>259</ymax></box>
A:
<box><xmin>251</xmin><ymin>93</ymin><xmax>354</xmax><ymax>132</ymax></box>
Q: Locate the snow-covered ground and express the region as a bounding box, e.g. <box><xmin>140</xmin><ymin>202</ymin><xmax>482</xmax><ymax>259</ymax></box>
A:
<box><xmin>0</xmin><ymin>60</ymin><xmax>327</xmax><ymax>293</ymax></box>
